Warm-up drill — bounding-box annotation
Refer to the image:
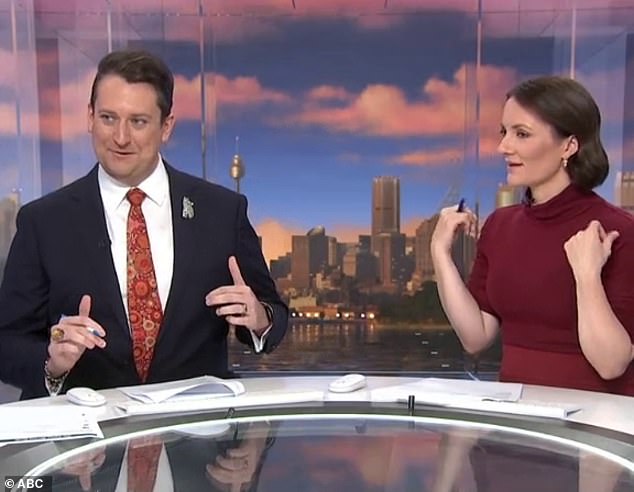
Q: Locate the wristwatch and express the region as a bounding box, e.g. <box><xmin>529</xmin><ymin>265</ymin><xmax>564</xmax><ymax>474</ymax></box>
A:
<box><xmin>44</xmin><ymin>358</ymin><xmax>68</xmax><ymax>396</ymax></box>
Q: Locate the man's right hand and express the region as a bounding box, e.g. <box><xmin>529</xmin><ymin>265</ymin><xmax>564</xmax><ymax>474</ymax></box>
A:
<box><xmin>60</xmin><ymin>446</ymin><xmax>106</xmax><ymax>492</ymax></box>
<box><xmin>46</xmin><ymin>295</ymin><xmax>107</xmax><ymax>377</ymax></box>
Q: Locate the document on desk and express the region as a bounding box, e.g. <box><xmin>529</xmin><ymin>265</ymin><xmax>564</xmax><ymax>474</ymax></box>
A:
<box><xmin>117</xmin><ymin>390</ymin><xmax>325</xmax><ymax>416</ymax></box>
<box><xmin>371</xmin><ymin>378</ymin><xmax>523</xmax><ymax>403</ymax></box>
<box><xmin>118</xmin><ymin>375</ymin><xmax>246</xmax><ymax>404</ymax></box>
<box><xmin>0</xmin><ymin>407</ymin><xmax>103</xmax><ymax>444</ymax></box>
<box><xmin>371</xmin><ymin>378</ymin><xmax>581</xmax><ymax>419</ymax></box>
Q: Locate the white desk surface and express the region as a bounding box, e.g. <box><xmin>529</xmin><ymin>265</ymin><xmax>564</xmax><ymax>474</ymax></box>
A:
<box><xmin>4</xmin><ymin>376</ymin><xmax>634</xmax><ymax>436</ymax></box>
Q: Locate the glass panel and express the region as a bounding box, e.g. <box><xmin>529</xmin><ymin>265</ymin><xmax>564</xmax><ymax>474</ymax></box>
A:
<box><xmin>28</xmin><ymin>415</ymin><xmax>634</xmax><ymax>491</ymax></box>
<box><xmin>1</xmin><ymin>1</ymin><xmax>633</xmax><ymax>383</ymax></box>
<box><xmin>0</xmin><ymin>0</ymin><xmax>38</xmax><ymax>281</ymax></box>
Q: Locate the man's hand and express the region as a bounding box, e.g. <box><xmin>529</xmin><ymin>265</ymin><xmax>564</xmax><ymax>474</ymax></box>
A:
<box><xmin>206</xmin><ymin>423</ymin><xmax>271</xmax><ymax>492</ymax></box>
<box><xmin>47</xmin><ymin>295</ymin><xmax>107</xmax><ymax>377</ymax></box>
<box><xmin>205</xmin><ymin>256</ymin><xmax>270</xmax><ymax>335</ymax></box>
<box><xmin>60</xmin><ymin>446</ymin><xmax>106</xmax><ymax>492</ymax></box>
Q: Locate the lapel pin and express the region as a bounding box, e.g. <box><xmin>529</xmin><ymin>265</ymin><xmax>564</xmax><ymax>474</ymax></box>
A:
<box><xmin>182</xmin><ymin>196</ymin><xmax>195</xmax><ymax>219</ymax></box>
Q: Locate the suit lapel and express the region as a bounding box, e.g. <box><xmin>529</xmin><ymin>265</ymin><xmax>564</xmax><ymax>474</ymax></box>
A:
<box><xmin>159</xmin><ymin>165</ymin><xmax>198</xmax><ymax>340</ymax></box>
<box><xmin>71</xmin><ymin>166</ymin><xmax>129</xmax><ymax>334</ymax></box>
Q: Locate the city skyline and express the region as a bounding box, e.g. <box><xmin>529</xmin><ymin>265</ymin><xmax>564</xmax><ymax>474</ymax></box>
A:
<box><xmin>2</xmin><ymin>3</ymin><xmax>634</xmax><ymax>267</ymax></box>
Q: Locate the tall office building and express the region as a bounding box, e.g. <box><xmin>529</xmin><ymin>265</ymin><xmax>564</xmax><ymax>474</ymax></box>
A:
<box><xmin>342</xmin><ymin>245</ymin><xmax>376</xmax><ymax>285</ymax></box>
<box><xmin>327</xmin><ymin>236</ymin><xmax>338</xmax><ymax>267</ymax></box>
<box><xmin>291</xmin><ymin>235</ymin><xmax>310</xmax><ymax>290</ymax></box>
<box><xmin>412</xmin><ymin>214</ymin><xmax>440</xmax><ymax>288</ymax></box>
<box><xmin>374</xmin><ymin>232</ymin><xmax>406</xmax><ymax>291</ymax></box>
<box><xmin>290</xmin><ymin>227</ymin><xmax>329</xmax><ymax>291</ymax></box>
<box><xmin>370</xmin><ymin>177</ymin><xmax>404</xmax><ymax>289</ymax></box>
<box><xmin>372</xmin><ymin>177</ymin><xmax>400</xmax><ymax>236</ymax></box>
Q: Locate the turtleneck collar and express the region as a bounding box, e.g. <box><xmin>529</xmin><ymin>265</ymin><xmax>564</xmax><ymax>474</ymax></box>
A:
<box><xmin>522</xmin><ymin>184</ymin><xmax>598</xmax><ymax>221</ymax></box>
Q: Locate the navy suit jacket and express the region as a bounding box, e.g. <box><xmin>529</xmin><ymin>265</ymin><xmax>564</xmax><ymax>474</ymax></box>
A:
<box><xmin>0</xmin><ymin>164</ymin><xmax>288</xmax><ymax>399</ymax></box>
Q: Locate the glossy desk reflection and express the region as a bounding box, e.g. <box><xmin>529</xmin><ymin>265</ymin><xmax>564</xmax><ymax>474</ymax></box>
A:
<box><xmin>1</xmin><ymin>376</ymin><xmax>633</xmax><ymax>492</ymax></box>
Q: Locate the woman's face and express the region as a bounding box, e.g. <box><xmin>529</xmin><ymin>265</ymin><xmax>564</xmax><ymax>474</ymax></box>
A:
<box><xmin>497</xmin><ymin>97</ymin><xmax>577</xmax><ymax>203</ymax></box>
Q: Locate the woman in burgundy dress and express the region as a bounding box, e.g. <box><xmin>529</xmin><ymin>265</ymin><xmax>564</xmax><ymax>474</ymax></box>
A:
<box><xmin>430</xmin><ymin>76</ymin><xmax>634</xmax><ymax>492</ymax></box>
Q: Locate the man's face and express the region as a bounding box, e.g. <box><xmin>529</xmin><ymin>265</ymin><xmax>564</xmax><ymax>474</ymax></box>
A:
<box><xmin>88</xmin><ymin>74</ymin><xmax>174</xmax><ymax>186</ymax></box>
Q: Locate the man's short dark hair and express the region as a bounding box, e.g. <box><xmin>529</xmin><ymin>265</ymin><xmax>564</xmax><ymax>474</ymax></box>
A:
<box><xmin>89</xmin><ymin>49</ymin><xmax>174</xmax><ymax>121</ymax></box>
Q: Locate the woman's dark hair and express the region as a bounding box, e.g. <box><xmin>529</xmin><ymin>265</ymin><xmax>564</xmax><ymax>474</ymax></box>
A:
<box><xmin>507</xmin><ymin>76</ymin><xmax>609</xmax><ymax>190</ymax></box>
<box><xmin>89</xmin><ymin>49</ymin><xmax>174</xmax><ymax>122</ymax></box>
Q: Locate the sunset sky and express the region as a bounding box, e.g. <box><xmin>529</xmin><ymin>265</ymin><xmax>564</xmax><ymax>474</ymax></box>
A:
<box><xmin>1</xmin><ymin>1</ymin><xmax>632</xmax><ymax>263</ymax></box>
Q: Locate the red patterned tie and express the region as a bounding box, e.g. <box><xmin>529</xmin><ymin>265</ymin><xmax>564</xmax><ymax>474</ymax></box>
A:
<box><xmin>126</xmin><ymin>188</ymin><xmax>163</xmax><ymax>382</ymax></box>
<box><xmin>127</xmin><ymin>435</ymin><xmax>162</xmax><ymax>492</ymax></box>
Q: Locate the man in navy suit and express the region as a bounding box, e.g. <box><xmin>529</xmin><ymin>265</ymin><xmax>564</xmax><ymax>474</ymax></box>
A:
<box><xmin>0</xmin><ymin>49</ymin><xmax>288</xmax><ymax>399</ymax></box>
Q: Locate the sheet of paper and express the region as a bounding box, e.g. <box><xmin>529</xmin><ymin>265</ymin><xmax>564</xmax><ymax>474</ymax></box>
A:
<box><xmin>118</xmin><ymin>375</ymin><xmax>246</xmax><ymax>404</ymax></box>
<box><xmin>370</xmin><ymin>379</ymin><xmax>581</xmax><ymax>419</ymax></box>
<box><xmin>0</xmin><ymin>407</ymin><xmax>103</xmax><ymax>444</ymax></box>
<box><xmin>371</xmin><ymin>378</ymin><xmax>523</xmax><ymax>403</ymax></box>
<box><xmin>117</xmin><ymin>390</ymin><xmax>325</xmax><ymax>416</ymax></box>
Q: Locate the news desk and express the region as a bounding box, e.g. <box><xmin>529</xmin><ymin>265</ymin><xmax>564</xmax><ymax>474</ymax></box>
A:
<box><xmin>1</xmin><ymin>376</ymin><xmax>633</xmax><ymax>491</ymax></box>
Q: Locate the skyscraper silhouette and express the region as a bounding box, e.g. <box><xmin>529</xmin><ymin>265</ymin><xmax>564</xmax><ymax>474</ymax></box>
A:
<box><xmin>371</xmin><ymin>177</ymin><xmax>405</xmax><ymax>290</ymax></box>
<box><xmin>371</xmin><ymin>176</ymin><xmax>400</xmax><ymax>236</ymax></box>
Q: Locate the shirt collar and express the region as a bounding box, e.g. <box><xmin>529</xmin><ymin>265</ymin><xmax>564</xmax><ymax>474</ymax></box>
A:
<box><xmin>98</xmin><ymin>155</ymin><xmax>170</xmax><ymax>211</ymax></box>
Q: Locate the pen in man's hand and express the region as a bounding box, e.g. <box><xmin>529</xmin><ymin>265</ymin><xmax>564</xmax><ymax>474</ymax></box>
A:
<box><xmin>59</xmin><ymin>314</ymin><xmax>102</xmax><ymax>337</ymax></box>
<box><xmin>457</xmin><ymin>198</ymin><xmax>466</xmax><ymax>212</ymax></box>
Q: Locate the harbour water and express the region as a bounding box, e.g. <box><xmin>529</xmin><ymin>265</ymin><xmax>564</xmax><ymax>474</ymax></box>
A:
<box><xmin>229</xmin><ymin>321</ymin><xmax>501</xmax><ymax>374</ymax></box>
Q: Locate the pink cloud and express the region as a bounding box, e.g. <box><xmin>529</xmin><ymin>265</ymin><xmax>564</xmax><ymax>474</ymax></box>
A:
<box><xmin>30</xmin><ymin>0</ymin><xmax>634</xmax><ymax>46</ymax></box>
<box><xmin>0</xmin><ymin>69</ymin><xmax>291</xmax><ymax>139</ymax></box>
<box><xmin>214</xmin><ymin>74</ymin><xmax>291</xmax><ymax>105</ymax></box>
<box><xmin>387</xmin><ymin>130</ymin><xmax>504</xmax><ymax>168</ymax></box>
<box><xmin>0</xmin><ymin>105</ymin><xmax>17</xmax><ymax>135</ymax></box>
<box><xmin>174</xmin><ymin>73</ymin><xmax>291</xmax><ymax>122</ymax></box>
<box><xmin>307</xmin><ymin>85</ymin><xmax>353</xmax><ymax>102</ymax></box>
<box><xmin>390</xmin><ymin>148</ymin><xmax>463</xmax><ymax>167</ymax></box>
<box><xmin>282</xmin><ymin>63</ymin><xmax>518</xmax><ymax>138</ymax></box>
<box><xmin>23</xmin><ymin>0</ymin><xmax>483</xmax><ymax>47</ymax></box>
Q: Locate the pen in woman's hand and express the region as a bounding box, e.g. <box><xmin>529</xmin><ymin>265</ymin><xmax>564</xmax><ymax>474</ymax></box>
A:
<box><xmin>457</xmin><ymin>198</ymin><xmax>466</xmax><ymax>212</ymax></box>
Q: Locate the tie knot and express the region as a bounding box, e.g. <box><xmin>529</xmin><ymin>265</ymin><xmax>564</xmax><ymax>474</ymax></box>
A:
<box><xmin>127</xmin><ymin>188</ymin><xmax>146</xmax><ymax>207</ymax></box>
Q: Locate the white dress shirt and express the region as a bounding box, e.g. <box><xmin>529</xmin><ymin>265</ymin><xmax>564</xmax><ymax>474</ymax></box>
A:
<box><xmin>98</xmin><ymin>157</ymin><xmax>173</xmax><ymax>316</ymax></box>
<box><xmin>97</xmin><ymin>156</ymin><xmax>268</xmax><ymax>350</ymax></box>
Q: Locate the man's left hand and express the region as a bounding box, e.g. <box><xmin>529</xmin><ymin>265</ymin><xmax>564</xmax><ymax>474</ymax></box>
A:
<box><xmin>205</xmin><ymin>256</ymin><xmax>270</xmax><ymax>335</ymax></box>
